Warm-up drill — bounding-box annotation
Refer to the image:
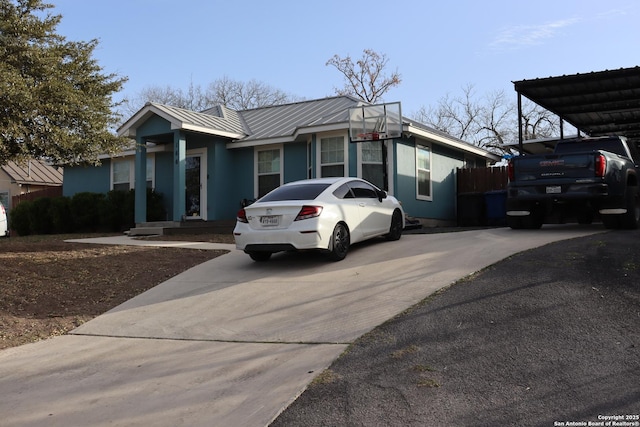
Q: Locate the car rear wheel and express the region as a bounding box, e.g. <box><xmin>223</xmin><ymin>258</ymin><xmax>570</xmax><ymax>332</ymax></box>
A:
<box><xmin>327</xmin><ymin>222</ymin><xmax>350</xmax><ymax>261</ymax></box>
<box><xmin>248</xmin><ymin>251</ymin><xmax>272</xmax><ymax>262</ymax></box>
<box><xmin>385</xmin><ymin>209</ymin><xmax>403</xmax><ymax>241</ymax></box>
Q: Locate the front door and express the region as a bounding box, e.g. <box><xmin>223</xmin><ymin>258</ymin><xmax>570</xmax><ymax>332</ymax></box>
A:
<box><xmin>185</xmin><ymin>150</ymin><xmax>207</xmax><ymax>220</ymax></box>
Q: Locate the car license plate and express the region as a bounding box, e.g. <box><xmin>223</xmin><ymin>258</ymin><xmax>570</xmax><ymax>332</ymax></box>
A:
<box><xmin>260</xmin><ymin>215</ymin><xmax>280</xmax><ymax>226</ymax></box>
<box><xmin>546</xmin><ymin>185</ymin><xmax>562</xmax><ymax>194</ymax></box>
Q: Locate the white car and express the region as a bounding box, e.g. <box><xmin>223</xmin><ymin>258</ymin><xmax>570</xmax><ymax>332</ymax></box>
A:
<box><xmin>233</xmin><ymin>177</ymin><xmax>405</xmax><ymax>261</ymax></box>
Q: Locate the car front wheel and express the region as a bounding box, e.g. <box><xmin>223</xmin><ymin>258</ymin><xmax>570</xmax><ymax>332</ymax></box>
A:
<box><xmin>327</xmin><ymin>222</ymin><xmax>350</xmax><ymax>261</ymax></box>
<box><xmin>385</xmin><ymin>209</ymin><xmax>403</xmax><ymax>241</ymax></box>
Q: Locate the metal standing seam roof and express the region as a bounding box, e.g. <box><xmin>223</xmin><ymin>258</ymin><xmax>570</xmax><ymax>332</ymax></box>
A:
<box><xmin>513</xmin><ymin>66</ymin><xmax>640</xmax><ymax>148</ymax></box>
<box><xmin>118</xmin><ymin>95</ymin><xmax>498</xmax><ymax>159</ymax></box>
<box><xmin>236</xmin><ymin>96</ymin><xmax>362</xmax><ymax>141</ymax></box>
<box><xmin>1</xmin><ymin>160</ymin><xmax>63</xmax><ymax>186</ymax></box>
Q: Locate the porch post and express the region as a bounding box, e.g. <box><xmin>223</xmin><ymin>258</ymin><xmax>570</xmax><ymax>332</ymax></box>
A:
<box><xmin>134</xmin><ymin>136</ymin><xmax>147</xmax><ymax>224</ymax></box>
<box><xmin>173</xmin><ymin>131</ymin><xmax>186</xmax><ymax>221</ymax></box>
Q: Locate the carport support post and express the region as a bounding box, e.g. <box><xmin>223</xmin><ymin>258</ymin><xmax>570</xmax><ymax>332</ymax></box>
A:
<box><xmin>134</xmin><ymin>137</ymin><xmax>147</xmax><ymax>224</ymax></box>
<box><xmin>517</xmin><ymin>92</ymin><xmax>523</xmax><ymax>153</ymax></box>
<box><xmin>173</xmin><ymin>131</ymin><xmax>186</xmax><ymax>221</ymax></box>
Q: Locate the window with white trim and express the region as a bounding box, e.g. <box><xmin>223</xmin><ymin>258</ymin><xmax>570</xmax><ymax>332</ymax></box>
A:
<box><xmin>416</xmin><ymin>144</ymin><xmax>431</xmax><ymax>200</ymax></box>
<box><xmin>320</xmin><ymin>136</ymin><xmax>345</xmax><ymax>177</ymax></box>
<box><xmin>361</xmin><ymin>140</ymin><xmax>384</xmax><ymax>189</ymax></box>
<box><xmin>110</xmin><ymin>156</ymin><xmax>155</xmax><ymax>191</ymax></box>
<box><xmin>257</xmin><ymin>148</ymin><xmax>281</xmax><ymax>198</ymax></box>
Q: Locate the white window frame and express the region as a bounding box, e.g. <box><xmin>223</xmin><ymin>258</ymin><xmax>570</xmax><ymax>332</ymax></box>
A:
<box><xmin>255</xmin><ymin>145</ymin><xmax>283</xmax><ymax>198</ymax></box>
<box><xmin>185</xmin><ymin>148</ymin><xmax>208</xmax><ymax>221</ymax></box>
<box><xmin>110</xmin><ymin>154</ymin><xmax>155</xmax><ymax>191</ymax></box>
<box><xmin>356</xmin><ymin>140</ymin><xmax>395</xmax><ymax>193</ymax></box>
<box><xmin>317</xmin><ymin>133</ymin><xmax>348</xmax><ymax>178</ymax></box>
<box><xmin>416</xmin><ymin>143</ymin><xmax>432</xmax><ymax>201</ymax></box>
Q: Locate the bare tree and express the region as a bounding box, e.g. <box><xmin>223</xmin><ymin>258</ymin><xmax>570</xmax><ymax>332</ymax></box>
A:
<box><xmin>326</xmin><ymin>49</ymin><xmax>401</xmax><ymax>103</ymax></box>
<box><xmin>412</xmin><ymin>84</ymin><xmax>563</xmax><ymax>154</ymax></box>
<box><xmin>520</xmin><ymin>101</ymin><xmax>560</xmax><ymax>141</ymax></box>
<box><xmin>120</xmin><ymin>76</ymin><xmax>301</xmax><ymax>117</ymax></box>
<box><xmin>119</xmin><ymin>81</ymin><xmax>209</xmax><ymax>117</ymax></box>
<box><xmin>207</xmin><ymin>76</ymin><xmax>300</xmax><ymax>110</ymax></box>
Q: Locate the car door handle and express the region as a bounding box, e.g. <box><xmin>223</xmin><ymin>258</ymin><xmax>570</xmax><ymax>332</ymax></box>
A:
<box><xmin>358</xmin><ymin>202</ymin><xmax>366</xmax><ymax>207</ymax></box>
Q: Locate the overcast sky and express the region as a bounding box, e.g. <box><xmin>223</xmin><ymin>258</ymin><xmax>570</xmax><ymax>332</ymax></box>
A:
<box><xmin>51</xmin><ymin>0</ymin><xmax>640</xmax><ymax>116</ymax></box>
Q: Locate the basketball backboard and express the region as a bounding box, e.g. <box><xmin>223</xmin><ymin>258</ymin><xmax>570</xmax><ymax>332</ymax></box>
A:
<box><xmin>348</xmin><ymin>102</ymin><xmax>402</xmax><ymax>143</ymax></box>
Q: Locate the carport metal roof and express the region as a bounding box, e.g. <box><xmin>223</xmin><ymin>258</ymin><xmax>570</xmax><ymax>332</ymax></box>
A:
<box><xmin>513</xmin><ymin>66</ymin><xmax>640</xmax><ymax>151</ymax></box>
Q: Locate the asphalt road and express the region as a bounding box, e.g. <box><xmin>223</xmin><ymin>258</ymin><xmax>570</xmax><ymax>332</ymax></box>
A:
<box><xmin>271</xmin><ymin>229</ymin><xmax>640</xmax><ymax>427</ymax></box>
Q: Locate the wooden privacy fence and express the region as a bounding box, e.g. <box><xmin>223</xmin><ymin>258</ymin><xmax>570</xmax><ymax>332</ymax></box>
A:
<box><xmin>12</xmin><ymin>186</ymin><xmax>63</xmax><ymax>207</ymax></box>
<box><xmin>457</xmin><ymin>166</ymin><xmax>507</xmax><ymax>193</ymax></box>
<box><xmin>456</xmin><ymin>167</ymin><xmax>508</xmax><ymax>226</ymax></box>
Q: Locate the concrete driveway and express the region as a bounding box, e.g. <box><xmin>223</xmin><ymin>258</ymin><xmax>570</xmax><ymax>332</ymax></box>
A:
<box><xmin>0</xmin><ymin>226</ymin><xmax>603</xmax><ymax>427</ymax></box>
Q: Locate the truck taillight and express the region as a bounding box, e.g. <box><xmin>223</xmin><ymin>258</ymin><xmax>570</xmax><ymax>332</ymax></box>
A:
<box><xmin>595</xmin><ymin>154</ymin><xmax>606</xmax><ymax>177</ymax></box>
<box><xmin>507</xmin><ymin>159</ymin><xmax>515</xmax><ymax>181</ymax></box>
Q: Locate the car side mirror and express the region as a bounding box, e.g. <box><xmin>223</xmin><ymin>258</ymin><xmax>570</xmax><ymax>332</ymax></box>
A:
<box><xmin>377</xmin><ymin>190</ymin><xmax>387</xmax><ymax>202</ymax></box>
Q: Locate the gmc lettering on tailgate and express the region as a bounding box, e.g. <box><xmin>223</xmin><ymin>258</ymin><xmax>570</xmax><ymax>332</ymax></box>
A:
<box><xmin>539</xmin><ymin>159</ymin><xmax>565</xmax><ymax>167</ymax></box>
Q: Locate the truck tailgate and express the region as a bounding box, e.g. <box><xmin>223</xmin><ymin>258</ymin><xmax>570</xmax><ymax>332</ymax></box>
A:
<box><xmin>514</xmin><ymin>153</ymin><xmax>596</xmax><ymax>181</ymax></box>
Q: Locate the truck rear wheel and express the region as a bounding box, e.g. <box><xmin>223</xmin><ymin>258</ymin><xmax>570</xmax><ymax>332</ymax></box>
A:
<box><xmin>507</xmin><ymin>216</ymin><xmax>523</xmax><ymax>229</ymax></box>
<box><xmin>621</xmin><ymin>187</ymin><xmax>640</xmax><ymax>229</ymax></box>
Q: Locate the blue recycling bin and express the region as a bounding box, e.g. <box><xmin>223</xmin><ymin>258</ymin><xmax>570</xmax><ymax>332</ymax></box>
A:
<box><xmin>484</xmin><ymin>190</ymin><xmax>507</xmax><ymax>226</ymax></box>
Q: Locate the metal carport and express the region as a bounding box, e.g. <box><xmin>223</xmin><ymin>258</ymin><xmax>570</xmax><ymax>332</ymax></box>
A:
<box><xmin>513</xmin><ymin>66</ymin><xmax>640</xmax><ymax>153</ymax></box>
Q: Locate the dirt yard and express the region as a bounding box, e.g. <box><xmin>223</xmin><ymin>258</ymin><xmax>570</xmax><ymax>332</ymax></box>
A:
<box><xmin>0</xmin><ymin>233</ymin><xmax>233</xmax><ymax>351</ymax></box>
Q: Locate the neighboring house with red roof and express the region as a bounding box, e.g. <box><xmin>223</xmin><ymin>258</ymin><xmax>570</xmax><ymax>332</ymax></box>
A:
<box><xmin>0</xmin><ymin>160</ymin><xmax>63</xmax><ymax>212</ymax></box>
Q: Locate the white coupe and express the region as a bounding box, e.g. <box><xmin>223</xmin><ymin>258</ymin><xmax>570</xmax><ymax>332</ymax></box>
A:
<box><xmin>233</xmin><ymin>177</ymin><xmax>405</xmax><ymax>262</ymax></box>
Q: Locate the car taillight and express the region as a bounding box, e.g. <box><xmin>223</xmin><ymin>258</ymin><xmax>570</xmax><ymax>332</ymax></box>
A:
<box><xmin>507</xmin><ymin>159</ymin><xmax>515</xmax><ymax>182</ymax></box>
<box><xmin>236</xmin><ymin>208</ymin><xmax>248</xmax><ymax>223</ymax></box>
<box><xmin>295</xmin><ymin>205</ymin><xmax>322</xmax><ymax>221</ymax></box>
<box><xmin>595</xmin><ymin>154</ymin><xmax>606</xmax><ymax>177</ymax></box>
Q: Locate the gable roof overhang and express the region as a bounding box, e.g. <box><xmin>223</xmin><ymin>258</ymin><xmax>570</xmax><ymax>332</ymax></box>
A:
<box><xmin>513</xmin><ymin>66</ymin><xmax>640</xmax><ymax>150</ymax></box>
<box><xmin>118</xmin><ymin>102</ymin><xmax>246</xmax><ymax>140</ymax></box>
<box><xmin>403</xmin><ymin>123</ymin><xmax>501</xmax><ymax>161</ymax></box>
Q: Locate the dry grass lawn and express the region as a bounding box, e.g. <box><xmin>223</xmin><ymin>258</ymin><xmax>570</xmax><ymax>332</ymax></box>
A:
<box><xmin>0</xmin><ymin>233</ymin><xmax>234</xmax><ymax>351</ymax></box>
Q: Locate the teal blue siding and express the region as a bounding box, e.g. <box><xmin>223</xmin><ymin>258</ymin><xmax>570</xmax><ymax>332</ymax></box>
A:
<box><xmin>431</xmin><ymin>146</ymin><xmax>465</xmax><ymax>219</ymax></box>
<box><xmin>348</xmin><ymin>142</ymin><xmax>358</xmax><ymax>177</ymax></box>
<box><xmin>394</xmin><ymin>139</ymin><xmax>464</xmax><ymax>221</ymax></box>
<box><xmin>310</xmin><ymin>135</ymin><xmax>317</xmax><ymax>178</ymax></box>
<box><xmin>63</xmin><ymin>162</ymin><xmax>110</xmax><ymax>196</ymax></box>
<box><xmin>395</xmin><ymin>140</ymin><xmax>418</xmax><ymax>215</ymax></box>
<box><xmin>230</xmin><ymin>146</ymin><xmax>255</xmax><ymax>204</ymax></box>
<box><xmin>210</xmin><ymin>139</ymin><xmax>237</xmax><ymax>219</ymax></box>
<box><xmin>283</xmin><ymin>142</ymin><xmax>308</xmax><ymax>183</ymax></box>
<box><xmin>138</xmin><ymin>115</ymin><xmax>172</xmax><ymax>136</ymax></box>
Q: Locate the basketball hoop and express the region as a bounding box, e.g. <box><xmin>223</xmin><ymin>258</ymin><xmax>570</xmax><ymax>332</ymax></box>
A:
<box><xmin>349</xmin><ymin>102</ymin><xmax>401</xmax><ymax>143</ymax></box>
<box><xmin>357</xmin><ymin>132</ymin><xmax>380</xmax><ymax>141</ymax></box>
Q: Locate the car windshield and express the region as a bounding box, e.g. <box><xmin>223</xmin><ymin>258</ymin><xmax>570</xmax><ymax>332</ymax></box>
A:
<box><xmin>259</xmin><ymin>183</ymin><xmax>331</xmax><ymax>202</ymax></box>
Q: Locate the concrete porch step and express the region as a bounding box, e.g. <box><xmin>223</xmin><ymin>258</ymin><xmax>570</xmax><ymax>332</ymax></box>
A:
<box><xmin>127</xmin><ymin>220</ymin><xmax>236</xmax><ymax>236</ymax></box>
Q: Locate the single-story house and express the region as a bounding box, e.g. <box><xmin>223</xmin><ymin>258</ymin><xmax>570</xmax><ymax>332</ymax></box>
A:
<box><xmin>63</xmin><ymin>95</ymin><xmax>500</xmax><ymax>228</ymax></box>
<box><xmin>1</xmin><ymin>160</ymin><xmax>63</xmax><ymax>212</ymax></box>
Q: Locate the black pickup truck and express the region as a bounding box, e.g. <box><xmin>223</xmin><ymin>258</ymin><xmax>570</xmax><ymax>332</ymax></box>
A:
<box><xmin>506</xmin><ymin>135</ymin><xmax>640</xmax><ymax>229</ymax></box>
